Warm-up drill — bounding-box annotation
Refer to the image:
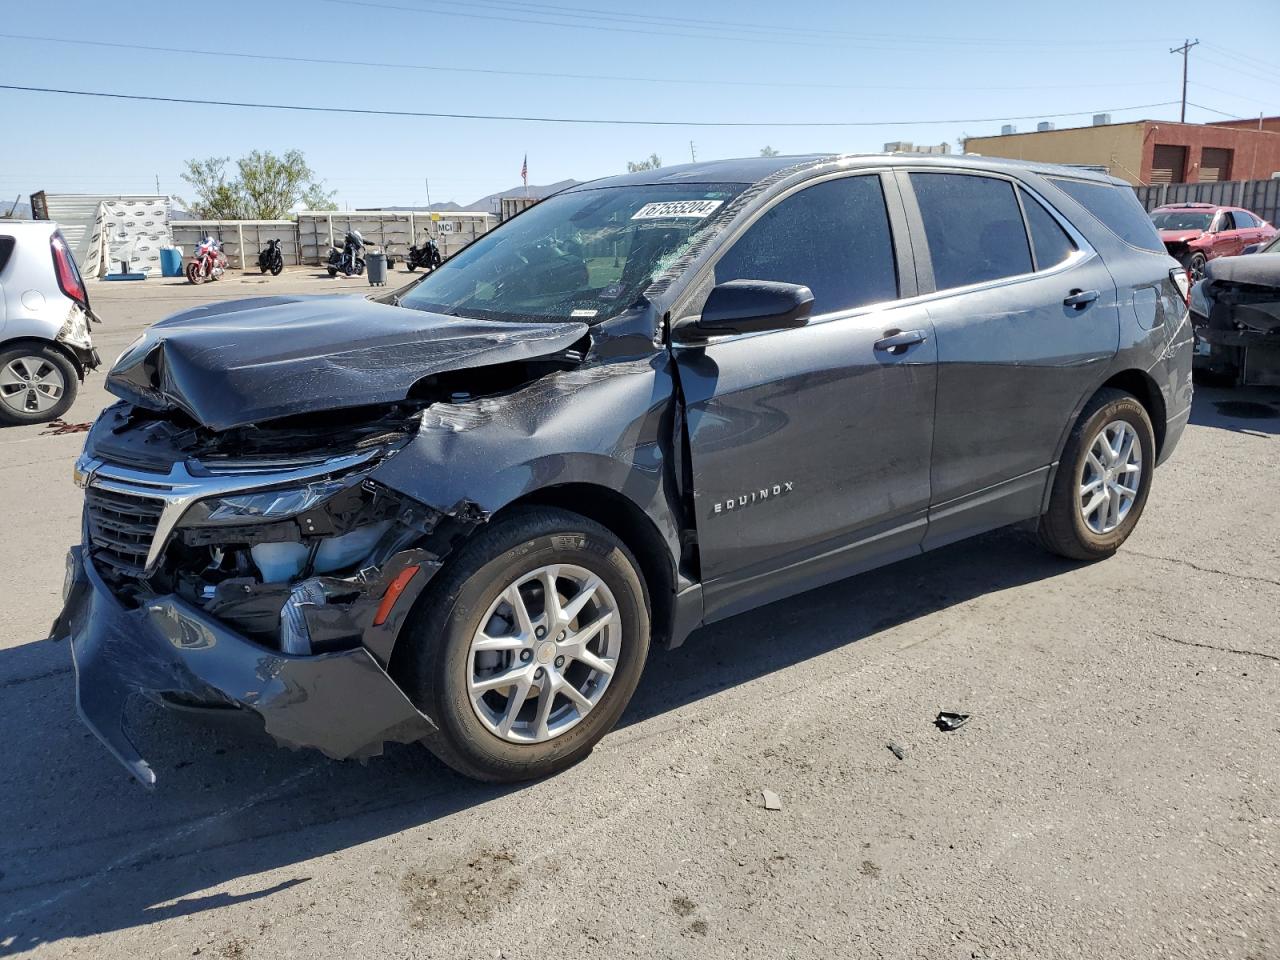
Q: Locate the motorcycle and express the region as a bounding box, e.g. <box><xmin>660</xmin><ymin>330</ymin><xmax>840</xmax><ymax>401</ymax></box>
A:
<box><xmin>186</xmin><ymin>236</ymin><xmax>227</xmax><ymax>284</ymax></box>
<box><xmin>326</xmin><ymin>229</ymin><xmax>367</xmax><ymax>277</ymax></box>
<box><xmin>258</xmin><ymin>237</ymin><xmax>284</xmax><ymax>276</ymax></box>
<box><xmin>405</xmin><ymin>235</ymin><xmax>442</xmax><ymax>272</ymax></box>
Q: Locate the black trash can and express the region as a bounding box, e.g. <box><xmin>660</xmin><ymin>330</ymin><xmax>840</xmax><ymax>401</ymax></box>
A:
<box><xmin>366</xmin><ymin>251</ymin><xmax>388</xmax><ymax>286</ymax></box>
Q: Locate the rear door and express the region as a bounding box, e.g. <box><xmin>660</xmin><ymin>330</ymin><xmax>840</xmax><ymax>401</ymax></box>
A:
<box><xmin>673</xmin><ymin>171</ymin><xmax>937</xmax><ymax>620</ymax></box>
<box><xmin>897</xmin><ymin>170</ymin><xmax>1120</xmax><ymax>548</ymax></box>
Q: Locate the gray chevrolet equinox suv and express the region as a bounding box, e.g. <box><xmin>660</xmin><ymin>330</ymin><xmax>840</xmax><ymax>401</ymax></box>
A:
<box><xmin>55</xmin><ymin>154</ymin><xmax>1193</xmax><ymax>786</ymax></box>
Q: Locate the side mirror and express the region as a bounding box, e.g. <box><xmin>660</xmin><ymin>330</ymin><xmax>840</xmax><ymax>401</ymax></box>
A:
<box><xmin>672</xmin><ymin>280</ymin><xmax>814</xmax><ymax>343</ymax></box>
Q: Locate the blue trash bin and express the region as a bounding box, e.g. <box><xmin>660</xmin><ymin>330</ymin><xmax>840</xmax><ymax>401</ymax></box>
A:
<box><xmin>160</xmin><ymin>247</ymin><xmax>184</xmax><ymax>277</ymax></box>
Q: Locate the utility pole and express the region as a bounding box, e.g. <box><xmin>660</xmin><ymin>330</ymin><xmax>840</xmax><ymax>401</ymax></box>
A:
<box><xmin>689</xmin><ymin>141</ymin><xmax>696</xmax><ymax>162</ymax></box>
<box><xmin>154</xmin><ymin>174</ymin><xmax>160</xmax><ymax>194</ymax></box>
<box><xmin>1170</xmin><ymin>39</ymin><xmax>1199</xmax><ymax>123</ymax></box>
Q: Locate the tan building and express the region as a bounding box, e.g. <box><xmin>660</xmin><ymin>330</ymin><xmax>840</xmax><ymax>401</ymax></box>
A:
<box><xmin>964</xmin><ymin>117</ymin><xmax>1280</xmax><ymax>185</ymax></box>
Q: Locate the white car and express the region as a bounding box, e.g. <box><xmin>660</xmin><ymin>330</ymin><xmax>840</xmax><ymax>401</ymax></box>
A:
<box><xmin>0</xmin><ymin>221</ymin><xmax>101</xmax><ymax>425</ymax></box>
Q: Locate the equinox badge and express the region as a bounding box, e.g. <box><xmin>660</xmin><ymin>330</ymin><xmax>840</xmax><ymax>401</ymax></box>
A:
<box><xmin>712</xmin><ymin>481</ymin><xmax>794</xmax><ymax>516</ymax></box>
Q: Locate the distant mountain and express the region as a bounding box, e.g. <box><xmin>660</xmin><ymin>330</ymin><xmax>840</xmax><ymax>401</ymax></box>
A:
<box><xmin>461</xmin><ymin>179</ymin><xmax>582</xmax><ymax>213</ymax></box>
<box><xmin>358</xmin><ymin>180</ymin><xmax>585</xmax><ymax>215</ymax></box>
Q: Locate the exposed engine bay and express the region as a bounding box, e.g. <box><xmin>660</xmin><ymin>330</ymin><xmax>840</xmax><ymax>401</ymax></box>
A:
<box><xmin>1191</xmin><ymin>254</ymin><xmax>1280</xmax><ymax>386</ymax></box>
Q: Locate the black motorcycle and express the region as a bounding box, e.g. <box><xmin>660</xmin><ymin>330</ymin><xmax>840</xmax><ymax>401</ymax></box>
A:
<box><xmin>326</xmin><ymin>229</ymin><xmax>367</xmax><ymax>277</ymax></box>
<box><xmin>406</xmin><ymin>236</ymin><xmax>442</xmax><ymax>272</ymax></box>
<box><xmin>258</xmin><ymin>238</ymin><xmax>284</xmax><ymax>276</ymax></box>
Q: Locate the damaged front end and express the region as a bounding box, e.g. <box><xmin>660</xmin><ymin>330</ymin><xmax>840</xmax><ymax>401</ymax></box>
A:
<box><xmin>53</xmin><ymin>296</ymin><xmax>594</xmax><ymax>786</ymax></box>
<box><xmin>54</xmin><ymin>405</ymin><xmax>457</xmax><ymax>787</ymax></box>
<box><xmin>1190</xmin><ymin>255</ymin><xmax>1280</xmax><ymax>385</ymax></box>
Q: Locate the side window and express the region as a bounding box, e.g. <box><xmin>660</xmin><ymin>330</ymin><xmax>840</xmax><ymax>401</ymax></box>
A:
<box><xmin>714</xmin><ymin>175</ymin><xmax>898</xmax><ymax>316</ymax></box>
<box><xmin>1234</xmin><ymin>210</ymin><xmax>1257</xmax><ymax>229</ymax></box>
<box><xmin>1217</xmin><ymin>212</ymin><xmax>1236</xmax><ymax>231</ymax></box>
<box><xmin>1047</xmin><ymin>177</ymin><xmax>1165</xmax><ymax>253</ymax></box>
<box><xmin>1019</xmin><ymin>190</ymin><xmax>1077</xmax><ymax>270</ymax></box>
<box><xmin>909</xmin><ymin>173</ymin><xmax>1032</xmax><ymax>290</ymax></box>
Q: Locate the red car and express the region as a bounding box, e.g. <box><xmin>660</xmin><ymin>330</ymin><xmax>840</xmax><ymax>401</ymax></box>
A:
<box><xmin>1151</xmin><ymin>203</ymin><xmax>1276</xmax><ymax>280</ymax></box>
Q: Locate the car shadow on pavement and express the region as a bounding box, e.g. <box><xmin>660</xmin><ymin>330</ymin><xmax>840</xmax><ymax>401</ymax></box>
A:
<box><xmin>0</xmin><ymin>527</ymin><xmax>1074</xmax><ymax>955</ymax></box>
<box><xmin>1189</xmin><ymin>383</ymin><xmax>1280</xmax><ymax>436</ymax></box>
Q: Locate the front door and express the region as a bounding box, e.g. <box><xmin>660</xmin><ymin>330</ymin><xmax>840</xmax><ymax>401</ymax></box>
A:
<box><xmin>898</xmin><ymin>171</ymin><xmax>1120</xmax><ymax>548</ymax></box>
<box><xmin>672</xmin><ymin>172</ymin><xmax>937</xmax><ymax>621</ymax></box>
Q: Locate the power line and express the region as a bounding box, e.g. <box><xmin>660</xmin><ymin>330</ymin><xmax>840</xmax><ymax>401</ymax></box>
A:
<box><xmin>0</xmin><ymin>83</ymin><xmax>1181</xmax><ymax>128</ymax></box>
<box><xmin>0</xmin><ymin>33</ymin><xmax>1173</xmax><ymax>93</ymax></box>
<box><xmin>321</xmin><ymin>0</ymin><xmax>1167</xmax><ymax>50</ymax></box>
<box><xmin>368</xmin><ymin>0</ymin><xmax>1173</xmax><ymax>47</ymax></box>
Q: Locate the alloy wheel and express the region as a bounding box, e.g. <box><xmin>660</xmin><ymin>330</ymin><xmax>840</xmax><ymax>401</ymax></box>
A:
<box><xmin>0</xmin><ymin>356</ymin><xmax>66</xmax><ymax>415</ymax></box>
<box><xmin>467</xmin><ymin>563</ymin><xmax>620</xmax><ymax>744</ymax></box>
<box><xmin>1079</xmin><ymin>419</ymin><xmax>1143</xmax><ymax>535</ymax></box>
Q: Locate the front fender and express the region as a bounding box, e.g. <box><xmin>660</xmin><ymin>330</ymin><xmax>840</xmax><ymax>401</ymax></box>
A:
<box><xmin>368</xmin><ymin>353</ymin><xmax>683</xmax><ymax>564</ymax></box>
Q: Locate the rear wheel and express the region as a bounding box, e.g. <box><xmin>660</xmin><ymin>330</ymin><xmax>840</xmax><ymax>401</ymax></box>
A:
<box><xmin>398</xmin><ymin>507</ymin><xmax>650</xmax><ymax>782</ymax></box>
<box><xmin>0</xmin><ymin>344</ymin><xmax>78</xmax><ymax>426</ymax></box>
<box><xmin>1038</xmin><ymin>389</ymin><xmax>1155</xmax><ymax>560</ymax></box>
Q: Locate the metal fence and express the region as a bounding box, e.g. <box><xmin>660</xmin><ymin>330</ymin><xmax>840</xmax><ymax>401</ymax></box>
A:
<box><xmin>170</xmin><ymin>220</ymin><xmax>299</xmax><ymax>270</ymax></box>
<box><xmin>171</xmin><ymin>212</ymin><xmax>497</xmax><ymax>269</ymax></box>
<box><xmin>1133</xmin><ymin>179</ymin><xmax>1280</xmax><ymax>225</ymax></box>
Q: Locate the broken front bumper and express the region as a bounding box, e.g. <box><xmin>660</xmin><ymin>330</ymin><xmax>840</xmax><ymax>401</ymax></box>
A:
<box><xmin>54</xmin><ymin>546</ymin><xmax>436</xmax><ymax>788</ymax></box>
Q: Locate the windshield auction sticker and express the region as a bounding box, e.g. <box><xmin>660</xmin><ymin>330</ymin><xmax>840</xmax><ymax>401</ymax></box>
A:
<box><xmin>631</xmin><ymin>199</ymin><xmax>723</xmax><ymax>220</ymax></box>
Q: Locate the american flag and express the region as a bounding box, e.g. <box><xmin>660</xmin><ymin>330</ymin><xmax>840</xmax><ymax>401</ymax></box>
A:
<box><xmin>521</xmin><ymin>154</ymin><xmax>528</xmax><ymax>187</ymax></box>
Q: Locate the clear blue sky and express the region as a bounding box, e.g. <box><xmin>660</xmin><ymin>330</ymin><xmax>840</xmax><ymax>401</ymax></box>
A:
<box><xmin>2</xmin><ymin>0</ymin><xmax>1278</xmax><ymax>209</ymax></box>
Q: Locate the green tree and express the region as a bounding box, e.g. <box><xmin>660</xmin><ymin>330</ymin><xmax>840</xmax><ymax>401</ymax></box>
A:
<box><xmin>180</xmin><ymin>150</ymin><xmax>334</xmax><ymax>219</ymax></box>
<box><xmin>759</xmin><ymin>146</ymin><xmax>780</xmax><ymax>157</ymax></box>
<box><xmin>626</xmin><ymin>153</ymin><xmax>663</xmax><ymax>173</ymax></box>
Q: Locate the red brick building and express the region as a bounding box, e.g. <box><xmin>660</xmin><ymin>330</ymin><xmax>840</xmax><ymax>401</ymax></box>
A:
<box><xmin>964</xmin><ymin>117</ymin><xmax>1280</xmax><ymax>186</ymax></box>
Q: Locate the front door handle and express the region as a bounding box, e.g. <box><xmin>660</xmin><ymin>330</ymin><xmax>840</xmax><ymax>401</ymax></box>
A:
<box><xmin>874</xmin><ymin>328</ymin><xmax>928</xmax><ymax>354</ymax></box>
<box><xmin>1064</xmin><ymin>288</ymin><xmax>1099</xmax><ymax>309</ymax></box>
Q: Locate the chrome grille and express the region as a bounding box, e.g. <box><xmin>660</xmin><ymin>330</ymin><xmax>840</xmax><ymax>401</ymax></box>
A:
<box><xmin>85</xmin><ymin>485</ymin><xmax>164</xmax><ymax>578</ymax></box>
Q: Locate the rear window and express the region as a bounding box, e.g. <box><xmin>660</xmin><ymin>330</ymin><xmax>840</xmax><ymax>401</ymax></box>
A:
<box><xmin>1049</xmin><ymin>178</ymin><xmax>1164</xmax><ymax>253</ymax></box>
<box><xmin>909</xmin><ymin>173</ymin><xmax>1032</xmax><ymax>290</ymax></box>
<box><xmin>1020</xmin><ymin>190</ymin><xmax>1077</xmax><ymax>270</ymax></box>
<box><xmin>0</xmin><ymin>236</ymin><xmax>14</xmax><ymax>275</ymax></box>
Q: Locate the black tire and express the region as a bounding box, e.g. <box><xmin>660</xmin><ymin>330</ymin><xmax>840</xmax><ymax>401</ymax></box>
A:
<box><xmin>186</xmin><ymin>261</ymin><xmax>204</xmax><ymax>284</ymax></box>
<box><xmin>327</xmin><ymin>267</ymin><xmax>338</xmax><ymax>277</ymax></box>
<box><xmin>0</xmin><ymin>343</ymin><xmax>79</xmax><ymax>426</ymax></box>
<box><xmin>270</xmin><ymin>260</ymin><xmax>283</xmax><ymax>276</ymax></box>
<box><xmin>1038</xmin><ymin>388</ymin><xmax>1156</xmax><ymax>561</ymax></box>
<box><xmin>406</xmin><ymin>262</ymin><xmax>416</xmax><ymax>272</ymax></box>
<box><xmin>397</xmin><ymin>507</ymin><xmax>651</xmax><ymax>782</ymax></box>
<box><xmin>259</xmin><ymin>263</ymin><xmax>268</xmax><ymax>274</ymax></box>
<box><xmin>1182</xmin><ymin>251</ymin><xmax>1208</xmax><ymax>283</ymax></box>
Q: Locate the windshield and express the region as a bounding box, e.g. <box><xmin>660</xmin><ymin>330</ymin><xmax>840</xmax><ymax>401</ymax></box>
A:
<box><xmin>399</xmin><ymin>183</ymin><xmax>745</xmax><ymax>323</ymax></box>
<box><xmin>1151</xmin><ymin>210</ymin><xmax>1213</xmax><ymax>231</ymax></box>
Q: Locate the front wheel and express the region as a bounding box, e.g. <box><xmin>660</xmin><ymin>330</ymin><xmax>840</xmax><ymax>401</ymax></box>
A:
<box><xmin>270</xmin><ymin>259</ymin><xmax>283</xmax><ymax>276</ymax></box>
<box><xmin>397</xmin><ymin>507</ymin><xmax>651</xmax><ymax>782</ymax></box>
<box><xmin>186</xmin><ymin>261</ymin><xmax>205</xmax><ymax>284</ymax></box>
<box><xmin>327</xmin><ymin>267</ymin><xmax>338</xmax><ymax>277</ymax></box>
<box><xmin>1038</xmin><ymin>389</ymin><xmax>1156</xmax><ymax>561</ymax></box>
<box><xmin>1182</xmin><ymin>251</ymin><xmax>1208</xmax><ymax>282</ymax></box>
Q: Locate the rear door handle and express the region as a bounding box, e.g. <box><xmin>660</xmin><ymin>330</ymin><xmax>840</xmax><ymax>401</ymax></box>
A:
<box><xmin>874</xmin><ymin>328</ymin><xmax>928</xmax><ymax>353</ymax></box>
<box><xmin>1064</xmin><ymin>288</ymin><xmax>1099</xmax><ymax>309</ymax></box>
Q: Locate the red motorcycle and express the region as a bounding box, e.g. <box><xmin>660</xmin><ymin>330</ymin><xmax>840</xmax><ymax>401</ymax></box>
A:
<box><xmin>186</xmin><ymin>236</ymin><xmax>227</xmax><ymax>284</ymax></box>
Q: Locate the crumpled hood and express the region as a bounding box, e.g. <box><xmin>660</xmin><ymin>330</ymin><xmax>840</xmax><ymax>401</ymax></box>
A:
<box><xmin>1159</xmin><ymin>229</ymin><xmax>1205</xmax><ymax>245</ymax></box>
<box><xmin>106</xmin><ymin>295</ymin><xmax>588</xmax><ymax>430</ymax></box>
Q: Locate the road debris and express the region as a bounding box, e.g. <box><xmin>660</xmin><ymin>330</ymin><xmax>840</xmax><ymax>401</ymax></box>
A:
<box><xmin>886</xmin><ymin>742</ymin><xmax>906</xmax><ymax>760</ymax></box>
<box><xmin>934</xmin><ymin>711</ymin><xmax>971</xmax><ymax>732</ymax></box>
<box><xmin>761</xmin><ymin>789</ymin><xmax>782</xmax><ymax>811</ymax></box>
<box><xmin>40</xmin><ymin>418</ymin><xmax>92</xmax><ymax>435</ymax></box>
